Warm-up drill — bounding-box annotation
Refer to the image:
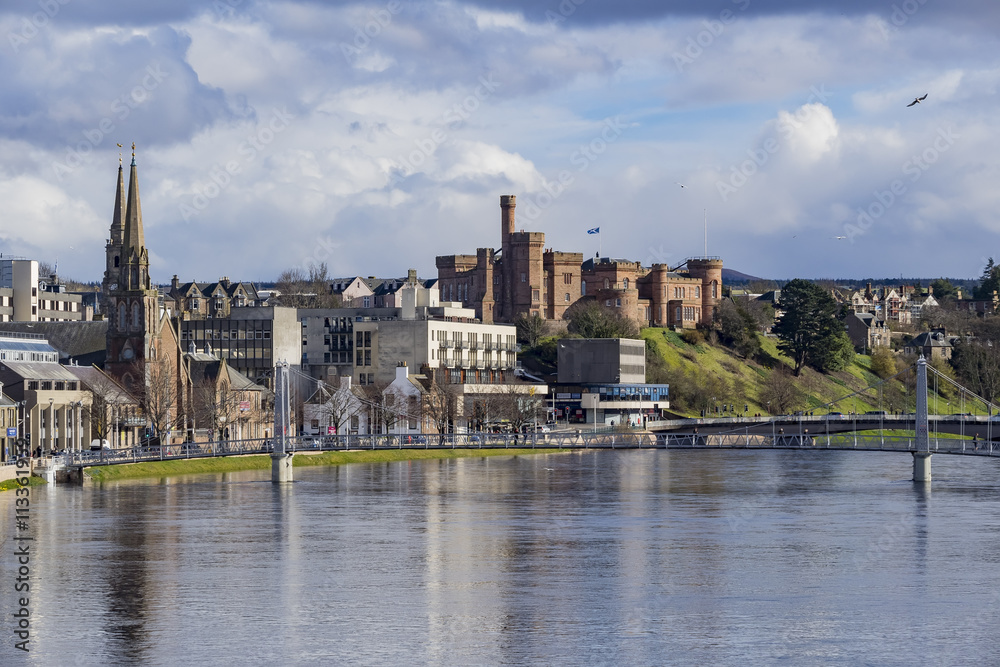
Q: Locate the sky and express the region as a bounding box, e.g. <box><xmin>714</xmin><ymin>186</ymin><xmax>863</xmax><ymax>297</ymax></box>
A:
<box><xmin>1</xmin><ymin>0</ymin><xmax>999</xmax><ymax>285</ymax></box>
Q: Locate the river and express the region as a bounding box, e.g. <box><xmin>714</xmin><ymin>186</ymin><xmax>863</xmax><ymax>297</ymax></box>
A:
<box><xmin>2</xmin><ymin>449</ymin><xmax>1000</xmax><ymax>666</ymax></box>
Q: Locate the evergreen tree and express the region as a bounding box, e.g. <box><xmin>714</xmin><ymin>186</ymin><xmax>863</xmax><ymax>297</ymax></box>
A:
<box><xmin>772</xmin><ymin>279</ymin><xmax>847</xmax><ymax>376</ymax></box>
<box><xmin>974</xmin><ymin>258</ymin><xmax>1000</xmax><ymax>300</ymax></box>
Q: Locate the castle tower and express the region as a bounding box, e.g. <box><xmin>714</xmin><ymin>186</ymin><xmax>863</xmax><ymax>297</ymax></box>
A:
<box><xmin>686</xmin><ymin>258</ymin><xmax>723</xmax><ymax>326</ymax></box>
<box><xmin>105</xmin><ymin>148</ymin><xmax>160</xmax><ymax>386</ymax></box>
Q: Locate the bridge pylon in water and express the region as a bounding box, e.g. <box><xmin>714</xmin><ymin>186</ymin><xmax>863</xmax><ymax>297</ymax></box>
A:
<box><xmin>271</xmin><ymin>361</ymin><xmax>293</xmax><ymax>483</ymax></box>
<box><xmin>912</xmin><ymin>355</ymin><xmax>931</xmax><ymax>483</ymax></box>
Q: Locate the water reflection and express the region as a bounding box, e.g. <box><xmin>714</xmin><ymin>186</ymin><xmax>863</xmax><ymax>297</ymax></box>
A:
<box><xmin>2</xmin><ymin>450</ymin><xmax>1000</xmax><ymax>665</ymax></box>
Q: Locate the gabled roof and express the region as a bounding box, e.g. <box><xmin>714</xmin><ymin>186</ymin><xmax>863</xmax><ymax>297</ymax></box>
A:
<box><xmin>0</xmin><ymin>322</ymin><xmax>108</xmax><ymax>362</ymax></box>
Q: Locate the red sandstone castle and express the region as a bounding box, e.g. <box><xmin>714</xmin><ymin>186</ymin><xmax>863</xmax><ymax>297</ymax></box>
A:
<box><xmin>436</xmin><ymin>195</ymin><xmax>722</xmax><ymax>328</ymax></box>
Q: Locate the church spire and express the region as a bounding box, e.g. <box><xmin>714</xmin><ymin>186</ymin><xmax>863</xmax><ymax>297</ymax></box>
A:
<box><xmin>123</xmin><ymin>144</ymin><xmax>146</xmax><ymax>261</ymax></box>
<box><xmin>110</xmin><ymin>158</ymin><xmax>125</xmax><ymax>246</ymax></box>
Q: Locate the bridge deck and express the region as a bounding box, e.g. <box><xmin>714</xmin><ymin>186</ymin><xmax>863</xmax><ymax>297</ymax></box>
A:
<box><xmin>47</xmin><ymin>432</ymin><xmax>1000</xmax><ymax>470</ymax></box>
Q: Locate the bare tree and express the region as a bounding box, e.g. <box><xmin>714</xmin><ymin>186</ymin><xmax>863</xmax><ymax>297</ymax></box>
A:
<box><xmin>193</xmin><ymin>376</ymin><xmax>244</xmax><ymax>440</ymax></box>
<box><xmin>495</xmin><ymin>383</ymin><xmax>542</xmax><ymax>433</ymax></box>
<box><xmin>758</xmin><ymin>368</ymin><xmax>804</xmax><ymax>416</ymax></box>
<box><xmin>313</xmin><ymin>382</ymin><xmax>361</xmax><ymax>435</ymax></box>
<box><xmin>271</xmin><ymin>262</ymin><xmax>343</xmax><ymax>309</ymax></box>
<box><xmin>423</xmin><ymin>381</ymin><xmax>462</xmax><ymax>438</ymax></box>
<box><xmin>361</xmin><ymin>381</ymin><xmax>399</xmax><ymax>434</ymax></box>
<box><xmin>128</xmin><ymin>358</ymin><xmax>183</xmax><ymax>445</ymax></box>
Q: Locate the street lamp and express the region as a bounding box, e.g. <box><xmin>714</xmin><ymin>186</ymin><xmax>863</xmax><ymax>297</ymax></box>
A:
<box><xmin>48</xmin><ymin>397</ymin><xmax>54</xmax><ymax>457</ymax></box>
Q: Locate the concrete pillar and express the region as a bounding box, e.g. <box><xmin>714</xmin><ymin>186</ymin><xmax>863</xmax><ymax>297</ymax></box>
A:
<box><xmin>271</xmin><ymin>452</ymin><xmax>293</xmax><ymax>483</ymax></box>
<box><xmin>913</xmin><ymin>452</ymin><xmax>931</xmax><ymax>482</ymax></box>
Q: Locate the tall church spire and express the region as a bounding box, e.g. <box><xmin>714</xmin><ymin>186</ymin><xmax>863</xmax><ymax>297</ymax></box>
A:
<box><xmin>110</xmin><ymin>161</ymin><xmax>125</xmax><ymax>246</ymax></box>
<box><xmin>123</xmin><ymin>145</ymin><xmax>145</xmax><ymax>260</ymax></box>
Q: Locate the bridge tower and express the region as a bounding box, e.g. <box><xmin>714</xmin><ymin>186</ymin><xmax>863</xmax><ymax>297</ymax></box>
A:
<box><xmin>271</xmin><ymin>362</ymin><xmax>294</xmax><ymax>483</ymax></box>
<box><xmin>912</xmin><ymin>356</ymin><xmax>931</xmax><ymax>482</ymax></box>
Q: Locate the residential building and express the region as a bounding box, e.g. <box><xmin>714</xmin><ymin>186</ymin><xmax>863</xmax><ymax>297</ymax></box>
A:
<box><xmin>167</xmin><ymin>276</ymin><xmax>263</xmax><ymax>319</ymax></box>
<box><xmin>845</xmin><ymin>312</ymin><xmax>890</xmax><ymax>353</ymax></box>
<box><xmin>904</xmin><ymin>329</ymin><xmax>959</xmax><ymax>361</ymax></box>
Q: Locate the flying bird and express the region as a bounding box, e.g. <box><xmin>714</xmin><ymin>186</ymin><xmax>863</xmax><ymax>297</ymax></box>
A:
<box><xmin>907</xmin><ymin>94</ymin><xmax>928</xmax><ymax>107</ymax></box>
<box><xmin>833</xmin><ymin>236</ymin><xmax>846</xmax><ymax>240</ymax></box>
<box><xmin>675</xmin><ymin>182</ymin><xmax>686</xmax><ymax>188</ymax></box>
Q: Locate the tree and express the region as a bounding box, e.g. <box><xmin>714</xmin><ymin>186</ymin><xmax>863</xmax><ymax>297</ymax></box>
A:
<box><xmin>424</xmin><ymin>381</ymin><xmax>462</xmax><ymax>437</ymax></box>
<box><xmin>974</xmin><ymin>258</ymin><xmax>1000</xmax><ymax>300</ymax></box>
<box><xmin>930</xmin><ymin>278</ymin><xmax>957</xmax><ymax>301</ymax></box>
<box><xmin>128</xmin><ymin>357</ymin><xmax>183</xmax><ymax>444</ymax></box>
<box><xmin>772</xmin><ymin>279</ymin><xmax>848</xmax><ymax>375</ymax></box>
<box><xmin>870</xmin><ymin>346</ymin><xmax>896</xmax><ymax>379</ymax></box>
<box><xmin>81</xmin><ymin>368</ymin><xmax>134</xmax><ymax>446</ymax></box>
<box><xmin>515</xmin><ymin>312</ymin><xmax>545</xmax><ymax>347</ymax></box>
<box><xmin>193</xmin><ymin>376</ymin><xmax>242</xmax><ymax>441</ymax></box>
<box><xmin>758</xmin><ymin>368</ymin><xmax>804</xmax><ymax>415</ymax></box>
<box><xmin>361</xmin><ymin>381</ymin><xmax>399</xmax><ymax>434</ymax></box>
<box><xmin>313</xmin><ymin>382</ymin><xmax>361</xmax><ymax>435</ymax></box>
<box><xmin>718</xmin><ymin>299</ymin><xmax>760</xmax><ymax>359</ymax></box>
<box><xmin>564</xmin><ymin>299</ymin><xmax>639</xmax><ymax>339</ymax></box>
<box><xmin>951</xmin><ymin>339</ymin><xmax>1000</xmax><ymax>403</ymax></box>
<box><xmin>495</xmin><ymin>384</ymin><xmax>542</xmax><ymax>433</ymax></box>
<box><xmin>271</xmin><ymin>262</ymin><xmax>343</xmax><ymax>309</ymax></box>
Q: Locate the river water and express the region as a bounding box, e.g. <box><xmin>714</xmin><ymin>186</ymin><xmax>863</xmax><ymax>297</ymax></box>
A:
<box><xmin>2</xmin><ymin>449</ymin><xmax>1000</xmax><ymax>666</ymax></box>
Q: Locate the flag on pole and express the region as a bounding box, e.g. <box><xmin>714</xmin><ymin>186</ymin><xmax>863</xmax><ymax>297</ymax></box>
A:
<box><xmin>587</xmin><ymin>227</ymin><xmax>600</xmax><ymax>234</ymax></box>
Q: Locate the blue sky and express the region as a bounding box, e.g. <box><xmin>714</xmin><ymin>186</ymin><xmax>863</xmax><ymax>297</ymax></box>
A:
<box><xmin>1</xmin><ymin>0</ymin><xmax>998</xmax><ymax>283</ymax></box>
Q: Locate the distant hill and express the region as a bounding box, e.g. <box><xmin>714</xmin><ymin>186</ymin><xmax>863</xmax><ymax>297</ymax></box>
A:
<box><xmin>721</xmin><ymin>268</ymin><xmax>764</xmax><ymax>284</ymax></box>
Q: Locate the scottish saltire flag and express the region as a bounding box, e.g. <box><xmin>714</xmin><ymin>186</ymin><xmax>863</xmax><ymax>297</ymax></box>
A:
<box><xmin>587</xmin><ymin>227</ymin><xmax>600</xmax><ymax>234</ymax></box>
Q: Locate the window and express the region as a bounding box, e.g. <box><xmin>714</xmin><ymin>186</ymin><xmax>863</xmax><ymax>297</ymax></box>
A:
<box><xmin>712</xmin><ymin>281</ymin><xmax>718</xmax><ymax>298</ymax></box>
<box><xmin>563</xmin><ymin>273</ymin><xmax>573</xmax><ymax>284</ymax></box>
<box><xmin>54</xmin><ymin>381</ymin><xmax>65</xmax><ymax>390</ymax></box>
<box><xmin>615</xmin><ymin>298</ymin><xmax>621</xmax><ymax>307</ymax></box>
<box><xmin>364</xmin><ymin>331</ymin><xmax>371</xmax><ymax>347</ymax></box>
<box><xmin>564</xmin><ymin>293</ymin><xmax>570</xmax><ymax>302</ymax></box>
<box><xmin>356</xmin><ymin>351</ymin><xmax>364</xmax><ymax>366</ymax></box>
<box><xmin>623</xmin><ymin>278</ymin><xmax>629</xmax><ymax>289</ymax></box>
<box><xmin>604</xmin><ymin>279</ymin><xmax>610</xmax><ymax>289</ymax></box>
<box><xmin>520</xmin><ymin>273</ymin><xmax>527</xmax><ymax>283</ymax></box>
<box><xmin>532</xmin><ymin>290</ymin><xmax>539</xmax><ymax>302</ymax></box>
<box><xmin>581</xmin><ymin>281</ymin><xmax>586</xmax><ymax>296</ymax></box>
<box><xmin>363</xmin><ymin>296</ymin><xmax>371</xmax><ymax>308</ymax></box>
<box><xmin>695</xmin><ymin>286</ymin><xmax>700</xmax><ymax>297</ymax></box>
<box><xmin>364</xmin><ymin>350</ymin><xmax>371</xmax><ymax>366</ymax></box>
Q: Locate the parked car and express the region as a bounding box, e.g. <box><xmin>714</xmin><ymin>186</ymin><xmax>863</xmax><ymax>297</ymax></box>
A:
<box><xmin>89</xmin><ymin>439</ymin><xmax>111</xmax><ymax>451</ymax></box>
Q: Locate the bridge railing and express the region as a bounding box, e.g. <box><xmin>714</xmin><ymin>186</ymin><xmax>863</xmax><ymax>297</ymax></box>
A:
<box><xmin>65</xmin><ymin>431</ymin><xmax>998</xmax><ymax>468</ymax></box>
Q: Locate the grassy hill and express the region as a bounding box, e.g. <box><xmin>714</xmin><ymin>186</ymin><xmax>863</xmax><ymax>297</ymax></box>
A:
<box><xmin>641</xmin><ymin>327</ymin><xmax>963</xmax><ymax>418</ymax></box>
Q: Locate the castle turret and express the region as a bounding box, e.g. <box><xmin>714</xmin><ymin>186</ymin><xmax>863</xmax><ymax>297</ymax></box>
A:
<box><xmin>686</xmin><ymin>258</ymin><xmax>723</xmax><ymax>326</ymax></box>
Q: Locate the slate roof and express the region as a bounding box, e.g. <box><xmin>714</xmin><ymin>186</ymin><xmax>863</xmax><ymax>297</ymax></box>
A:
<box><xmin>0</xmin><ymin>321</ymin><xmax>107</xmax><ymax>362</ymax></box>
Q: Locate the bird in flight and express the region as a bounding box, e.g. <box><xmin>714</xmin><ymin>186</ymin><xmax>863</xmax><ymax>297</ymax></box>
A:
<box><xmin>907</xmin><ymin>94</ymin><xmax>928</xmax><ymax>107</ymax></box>
<box><xmin>833</xmin><ymin>235</ymin><xmax>847</xmax><ymax>240</ymax></box>
<box><xmin>675</xmin><ymin>182</ymin><xmax>686</xmax><ymax>188</ymax></box>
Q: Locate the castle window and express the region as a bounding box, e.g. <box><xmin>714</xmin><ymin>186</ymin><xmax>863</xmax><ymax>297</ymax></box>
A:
<box><xmin>118</xmin><ymin>304</ymin><xmax>126</xmax><ymax>330</ymax></box>
<box><xmin>132</xmin><ymin>303</ymin><xmax>140</xmax><ymax>328</ymax></box>
<box><xmin>603</xmin><ymin>279</ymin><xmax>610</xmax><ymax>289</ymax></box>
<box><xmin>532</xmin><ymin>290</ymin><xmax>539</xmax><ymax>302</ymax></box>
<box><xmin>695</xmin><ymin>286</ymin><xmax>701</xmax><ymax>298</ymax></box>
<box><xmin>564</xmin><ymin>293</ymin><xmax>570</xmax><ymax>302</ymax></box>
<box><xmin>623</xmin><ymin>278</ymin><xmax>629</xmax><ymax>289</ymax></box>
<box><xmin>712</xmin><ymin>282</ymin><xmax>718</xmax><ymax>298</ymax></box>
<box><xmin>581</xmin><ymin>281</ymin><xmax>586</xmax><ymax>296</ymax></box>
<box><xmin>114</xmin><ymin>256</ymin><xmax>119</xmax><ymax>267</ymax></box>
<box><xmin>563</xmin><ymin>273</ymin><xmax>573</xmax><ymax>285</ymax></box>
<box><xmin>520</xmin><ymin>273</ymin><xmax>526</xmax><ymax>283</ymax></box>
